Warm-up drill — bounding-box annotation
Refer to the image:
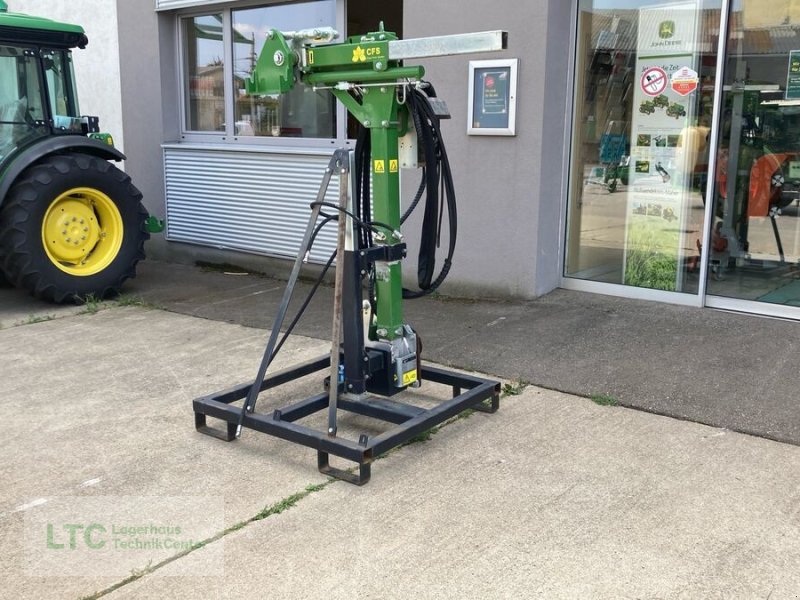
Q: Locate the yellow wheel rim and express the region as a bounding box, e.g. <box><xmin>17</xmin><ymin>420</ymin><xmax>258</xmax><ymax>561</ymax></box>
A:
<box><xmin>41</xmin><ymin>187</ymin><xmax>124</xmax><ymax>277</ymax></box>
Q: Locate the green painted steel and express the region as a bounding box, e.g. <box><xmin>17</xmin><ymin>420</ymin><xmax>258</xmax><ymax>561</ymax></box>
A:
<box><xmin>305</xmin><ymin>65</ymin><xmax>423</xmax><ymax>87</ymax></box>
<box><xmin>303</xmin><ymin>37</ymin><xmax>393</xmax><ymax>72</ymax></box>
<box><xmin>246</xmin><ymin>30</ymin><xmax>295</xmax><ymax>95</ymax></box>
<box><xmin>333</xmin><ymin>85</ymin><xmax>405</xmax><ymax>339</ymax></box>
<box><xmin>249</xmin><ymin>26</ymin><xmax>416</xmax><ymax>341</ymax></box>
<box><xmin>0</xmin><ymin>6</ymin><xmax>85</xmax><ymax>36</ymax></box>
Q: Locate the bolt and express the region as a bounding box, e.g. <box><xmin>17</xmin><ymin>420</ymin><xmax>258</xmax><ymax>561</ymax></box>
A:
<box><xmin>72</xmin><ymin>217</ymin><xmax>77</xmax><ymax>222</ymax></box>
<box><xmin>80</xmin><ymin>219</ymin><xmax>84</xmax><ymax>224</ymax></box>
<box><xmin>395</xmin><ymin>327</ymin><xmax>404</xmax><ymax>336</ymax></box>
<box><xmin>381</xmin><ymin>120</ymin><xmax>389</xmax><ymax>127</ymax></box>
<box><xmin>81</xmin><ymin>236</ymin><xmax>86</xmax><ymax>241</ymax></box>
<box><xmin>83</xmin><ymin>227</ymin><xmax>89</xmax><ymax>232</ymax></box>
<box><xmin>360</xmin><ymin>270</ymin><xmax>366</xmax><ymax>275</ymax></box>
<box><xmin>377</xmin><ymin>328</ymin><xmax>388</xmax><ymax>337</ymax></box>
<box><xmin>375</xmin><ymin>61</ymin><xmax>384</xmax><ymax>70</ymax></box>
<box><xmin>380</xmin><ymin>87</ymin><xmax>387</xmax><ymax>93</ymax></box>
<box><xmin>364</xmin><ymin>120</ymin><xmax>371</xmax><ymax>127</ymax></box>
<box><xmin>347</xmin><ymin>384</ymin><xmax>353</xmax><ymax>390</ymax></box>
<box><xmin>328</xmin><ymin>427</ymin><xmax>335</xmax><ymax>434</ymax></box>
<box><xmin>363</xmin><ymin>356</ymin><xmax>369</xmax><ymax>362</ymax></box>
<box><xmin>62</xmin><ymin>230</ymin><xmax>67</xmax><ymax>235</ymax></box>
<box><xmin>66</xmin><ymin>238</ymin><xmax>71</xmax><ymax>242</ymax></box>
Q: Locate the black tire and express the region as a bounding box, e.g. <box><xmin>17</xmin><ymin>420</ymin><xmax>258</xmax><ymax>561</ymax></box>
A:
<box><xmin>0</xmin><ymin>153</ymin><xmax>148</xmax><ymax>303</ymax></box>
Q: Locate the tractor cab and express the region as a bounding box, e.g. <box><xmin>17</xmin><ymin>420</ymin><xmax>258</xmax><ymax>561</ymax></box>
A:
<box><xmin>0</xmin><ymin>3</ymin><xmax>89</xmax><ymax>165</ymax></box>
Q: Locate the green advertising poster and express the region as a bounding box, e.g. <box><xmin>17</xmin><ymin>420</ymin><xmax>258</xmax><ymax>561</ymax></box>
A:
<box><xmin>786</xmin><ymin>50</ymin><xmax>800</xmax><ymax>100</ymax></box>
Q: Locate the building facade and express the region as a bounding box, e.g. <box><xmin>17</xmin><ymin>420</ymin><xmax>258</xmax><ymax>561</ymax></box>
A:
<box><xmin>17</xmin><ymin>0</ymin><xmax>800</xmax><ymax>319</ymax></box>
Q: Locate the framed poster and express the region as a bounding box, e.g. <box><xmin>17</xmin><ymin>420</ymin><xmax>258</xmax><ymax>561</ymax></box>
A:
<box><xmin>467</xmin><ymin>59</ymin><xmax>518</xmax><ymax>136</ymax></box>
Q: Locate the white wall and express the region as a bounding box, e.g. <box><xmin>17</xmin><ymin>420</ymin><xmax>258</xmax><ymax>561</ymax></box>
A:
<box><xmin>9</xmin><ymin>0</ymin><xmax>124</xmax><ymax>151</ymax></box>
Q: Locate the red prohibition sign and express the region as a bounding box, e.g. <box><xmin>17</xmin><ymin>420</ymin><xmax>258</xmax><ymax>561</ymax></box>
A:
<box><xmin>641</xmin><ymin>67</ymin><xmax>667</xmax><ymax>97</ymax></box>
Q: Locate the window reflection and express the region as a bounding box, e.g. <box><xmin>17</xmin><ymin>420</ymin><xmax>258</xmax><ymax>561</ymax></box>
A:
<box><xmin>232</xmin><ymin>1</ymin><xmax>336</xmax><ymax>138</ymax></box>
<box><xmin>706</xmin><ymin>0</ymin><xmax>800</xmax><ymax>307</ymax></box>
<box><xmin>183</xmin><ymin>14</ymin><xmax>225</xmax><ymax>132</ymax></box>
<box><xmin>567</xmin><ymin>1</ymin><xmax>720</xmax><ymax>293</ymax></box>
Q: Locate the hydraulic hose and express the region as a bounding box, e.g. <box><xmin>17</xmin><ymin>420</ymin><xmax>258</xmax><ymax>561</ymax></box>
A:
<box><xmin>353</xmin><ymin>82</ymin><xmax>458</xmax><ymax>300</ymax></box>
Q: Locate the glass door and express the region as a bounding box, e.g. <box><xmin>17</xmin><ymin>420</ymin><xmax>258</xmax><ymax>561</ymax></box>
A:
<box><xmin>566</xmin><ymin>0</ymin><xmax>722</xmax><ymax>301</ymax></box>
<box><xmin>705</xmin><ymin>0</ymin><xmax>800</xmax><ymax>313</ymax></box>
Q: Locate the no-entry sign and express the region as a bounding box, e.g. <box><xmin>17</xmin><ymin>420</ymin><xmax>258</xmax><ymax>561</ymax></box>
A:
<box><xmin>640</xmin><ymin>67</ymin><xmax>668</xmax><ymax>97</ymax></box>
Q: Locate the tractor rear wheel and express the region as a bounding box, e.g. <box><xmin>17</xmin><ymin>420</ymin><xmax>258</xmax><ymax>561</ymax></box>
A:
<box><xmin>0</xmin><ymin>153</ymin><xmax>148</xmax><ymax>303</ymax></box>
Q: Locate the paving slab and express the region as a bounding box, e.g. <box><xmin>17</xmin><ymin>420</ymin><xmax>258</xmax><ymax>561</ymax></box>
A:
<box><xmin>106</xmin><ymin>386</ymin><xmax>800</xmax><ymax>599</ymax></box>
<box><xmin>123</xmin><ymin>260</ymin><xmax>800</xmax><ymax>446</ymax></box>
<box><xmin>0</xmin><ymin>308</ymin><xmax>334</xmax><ymax>600</ymax></box>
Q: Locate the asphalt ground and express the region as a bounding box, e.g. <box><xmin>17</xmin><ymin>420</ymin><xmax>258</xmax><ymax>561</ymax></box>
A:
<box><xmin>114</xmin><ymin>259</ymin><xmax>800</xmax><ymax>447</ymax></box>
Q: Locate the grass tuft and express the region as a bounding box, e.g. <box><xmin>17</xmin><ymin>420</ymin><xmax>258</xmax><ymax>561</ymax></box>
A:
<box><xmin>590</xmin><ymin>394</ymin><xmax>619</xmax><ymax>406</ymax></box>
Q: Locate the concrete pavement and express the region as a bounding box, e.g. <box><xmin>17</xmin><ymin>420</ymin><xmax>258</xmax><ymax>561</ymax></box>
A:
<box><xmin>1</xmin><ymin>299</ymin><xmax>799</xmax><ymax>598</ymax></box>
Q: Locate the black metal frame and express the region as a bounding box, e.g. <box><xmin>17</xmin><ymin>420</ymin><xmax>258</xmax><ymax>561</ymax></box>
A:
<box><xmin>192</xmin><ymin>149</ymin><xmax>500</xmax><ymax>485</ymax></box>
<box><xmin>194</xmin><ymin>357</ymin><xmax>499</xmax><ymax>485</ymax></box>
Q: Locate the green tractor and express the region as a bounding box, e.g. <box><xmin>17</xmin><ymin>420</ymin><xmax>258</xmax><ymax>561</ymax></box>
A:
<box><xmin>0</xmin><ymin>2</ymin><xmax>158</xmax><ymax>302</ymax></box>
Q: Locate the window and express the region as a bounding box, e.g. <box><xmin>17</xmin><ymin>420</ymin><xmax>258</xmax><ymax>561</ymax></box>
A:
<box><xmin>43</xmin><ymin>49</ymin><xmax>82</xmax><ymax>134</ymax></box>
<box><xmin>178</xmin><ymin>0</ymin><xmax>403</xmax><ymax>144</ymax></box>
<box><xmin>566</xmin><ymin>0</ymin><xmax>721</xmax><ymax>294</ymax></box>
<box><xmin>180</xmin><ymin>1</ymin><xmax>338</xmax><ymax>142</ymax></box>
<box><xmin>183</xmin><ymin>14</ymin><xmax>225</xmax><ymax>132</ymax></box>
<box><xmin>233</xmin><ymin>1</ymin><xmax>336</xmax><ymax>138</ymax></box>
<box><xmin>0</xmin><ymin>45</ymin><xmax>48</xmax><ymax>157</ymax></box>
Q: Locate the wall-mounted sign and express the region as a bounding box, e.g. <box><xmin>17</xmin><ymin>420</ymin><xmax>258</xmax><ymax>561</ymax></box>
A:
<box><xmin>467</xmin><ymin>59</ymin><xmax>518</xmax><ymax>136</ymax></box>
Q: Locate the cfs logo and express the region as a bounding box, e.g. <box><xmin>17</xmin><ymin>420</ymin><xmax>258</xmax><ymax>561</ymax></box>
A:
<box><xmin>352</xmin><ymin>46</ymin><xmax>367</xmax><ymax>62</ymax></box>
<box><xmin>351</xmin><ymin>46</ymin><xmax>383</xmax><ymax>63</ymax></box>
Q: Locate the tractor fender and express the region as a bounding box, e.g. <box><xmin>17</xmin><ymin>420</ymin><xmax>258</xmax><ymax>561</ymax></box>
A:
<box><xmin>0</xmin><ymin>137</ymin><xmax>126</xmax><ymax>209</ymax></box>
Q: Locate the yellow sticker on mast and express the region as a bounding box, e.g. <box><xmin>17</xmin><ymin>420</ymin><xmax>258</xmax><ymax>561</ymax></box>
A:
<box><xmin>402</xmin><ymin>369</ymin><xmax>418</xmax><ymax>386</ymax></box>
<box><xmin>374</xmin><ymin>160</ymin><xmax>385</xmax><ymax>173</ymax></box>
<box><xmin>389</xmin><ymin>159</ymin><xmax>398</xmax><ymax>173</ymax></box>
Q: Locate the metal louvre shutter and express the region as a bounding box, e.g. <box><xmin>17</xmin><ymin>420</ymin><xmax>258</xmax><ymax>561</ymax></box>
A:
<box><xmin>163</xmin><ymin>146</ymin><xmax>339</xmax><ymax>263</ymax></box>
<box><xmin>155</xmin><ymin>0</ymin><xmax>228</xmax><ymax>11</ymax></box>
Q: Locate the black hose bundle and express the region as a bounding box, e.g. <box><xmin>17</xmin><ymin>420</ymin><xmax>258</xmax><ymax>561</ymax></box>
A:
<box><xmin>354</xmin><ymin>82</ymin><xmax>458</xmax><ymax>301</ymax></box>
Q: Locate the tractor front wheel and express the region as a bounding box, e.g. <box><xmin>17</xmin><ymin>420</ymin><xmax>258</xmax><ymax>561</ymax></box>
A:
<box><xmin>0</xmin><ymin>153</ymin><xmax>148</xmax><ymax>303</ymax></box>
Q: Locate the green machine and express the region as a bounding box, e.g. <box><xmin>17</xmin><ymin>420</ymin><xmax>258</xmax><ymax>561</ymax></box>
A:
<box><xmin>194</xmin><ymin>25</ymin><xmax>508</xmax><ymax>484</ymax></box>
<box><xmin>0</xmin><ymin>2</ymin><xmax>161</xmax><ymax>302</ymax></box>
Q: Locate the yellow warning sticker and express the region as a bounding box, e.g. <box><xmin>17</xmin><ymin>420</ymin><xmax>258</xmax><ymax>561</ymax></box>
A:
<box><xmin>389</xmin><ymin>159</ymin><xmax>399</xmax><ymax>173</ymax></box>
<box><xmin>403</xmin><ymin>370</ymin><xmax>418</xmax><ymax>386</ymax></box>
<box><xmin>374</xmin><ymin>160</ymin><xmax>385</xmax><ymax>173</ymax></box>
<box><xmin>307</xmin><ymin>50</ymin><xmax>315</xmax><ymax>65</ymax></box>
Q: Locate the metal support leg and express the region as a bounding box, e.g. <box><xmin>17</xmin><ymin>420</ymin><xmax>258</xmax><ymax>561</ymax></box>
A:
<box><xmin>236</xmin><ymin>149</ymin><xmax>351</xmax><ymax>437</ymax></box>
<box><xmin>327</xmin><ymin>153</ymin><xmax>351</xmax><ymax>437</ymax></box>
